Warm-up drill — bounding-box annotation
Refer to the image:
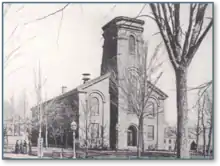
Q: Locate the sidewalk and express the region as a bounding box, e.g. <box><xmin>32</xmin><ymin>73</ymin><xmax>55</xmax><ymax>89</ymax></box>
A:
<box><xmin>3</xmin><ymin>153</ymin><xmax>51</xmax><ymax>159</ymax></box>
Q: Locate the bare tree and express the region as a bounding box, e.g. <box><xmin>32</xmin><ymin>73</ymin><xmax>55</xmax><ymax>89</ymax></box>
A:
<box><xmin>189</xmin><ymin>92</ymin><xmax>203</xmax><ymax>152</ymax></box>
<box><xmin>3</xmin><ymin>3</ymin><xmax>70</xmax><ymax>74</ymax></box>
<box><xmin>189</xmin><ymin>81</ymin><xmax>213</xmax><ymax>155</ymax></box>
<box><xmin>3</xmin><ymin>126</ymin><xmax>9</xmax><ymax>149</ymax></box>
<box><xmin>194</xmin><ymin>88</ymin><xmax>212</xmax><ymax>157</ymax></box>
<box><xmin>205</xmin><ymin>90</ymin><xmax>213</xmax><ymax>156</ymax></box>
<box><xmin>78</xmin><ymin>98</ymin><xmax>109</xmax><ymax>158</ymax></box>
<box><xmin>195</xmin><ymin>107</ymin><xmax>202</xmax><ymax>152</ymax></box>
<box><xmin>31</xmin><ymin>60</ymin><xmax>50</xmax><ymax>157</ymax></box>
<box><xmin>148</xmin><ymin>3</ymin><xmax>213</xmax><ymax>158</ymax></box>
<box><xmin>42</xmin><ymin>98</ymin><xmax>72</xmax><ymax>148</ymax></box>
<box><xmin>200</xmin><ymin>95</ymin><xmax>206</xmax><ymax>156</ymax></box>
<box><xmin>3</xmin><ymin>3</ymin><xmax>35</xmax><ymax>70</ymax></box>
<box><xmin>41</xmin><ymin>97</ymin><xmax>61</xmax><ymax>148</ymax></box>
<box><xmin>109</xmin><ymin>42</ymin><xmax>164</xmax><ymax>157</ymax></box>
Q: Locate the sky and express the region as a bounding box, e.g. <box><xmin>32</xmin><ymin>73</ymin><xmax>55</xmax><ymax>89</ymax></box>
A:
<box><xmin>3</xmin><ymin>3</ymin><xmax>213</xmax><ymax>125</ymax></box>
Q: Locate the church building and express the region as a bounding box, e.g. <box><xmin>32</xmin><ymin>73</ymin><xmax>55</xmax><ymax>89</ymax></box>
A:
<box><xmin>31</xmin><ymin>16</ymin><xmax>168</xmax><ymax>151</ymax></box>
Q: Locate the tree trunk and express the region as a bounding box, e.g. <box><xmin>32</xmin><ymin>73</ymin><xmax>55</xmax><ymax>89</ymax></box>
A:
<box><xmin>6</xmin><ymin>136</ymin><xmax>9</xmax><ymax>148</ymax></box>
<box><xmin>85</xmin><ymin>127</ymin><xmax>89</xmax><ymax>158</ymax></box>
<box><xmin>201</xmin><ymin>102</ymin><xmax>206</xmax><ymax>157</ymax></box>
<box><xmin>196</xmin><ymin>109</ymin><xmax>200</xmax><ymax>152</ymax></box>
<box><xmin>65</xmin><ymin>132</ymin><xmax>68</xmax><ymax>148</ymax></box>
<box><xmin>207</xmin><ymin>125</ymin><xmax>212</xmax><ymax>156</ymax></box>
<box><xmin>175</xmin><ymin>68</ymin><xmax>190</xmax><ymax>158</ymax></box>
<box><xmin>45</xmin><ymin>117</ymin><xmax>48</xmax><ymax>149</ymax></box>
<box><xmin>202</xmin><ymin>128</ymin><xmax>206</xmax><ymax>156</ymax></box>
<box><xmin>45</xmin><ymin>128</ymin><xmax>48</xmax><ymax>148</ymax></box>
<box><xmin>54</xmin><ymin>137</ymin><xmax>57</xmax><ymax>146</ymax></box>
<box><xmin>137</xmin><ymin>117</ymin><xmax>143</xmax><ymax>158</ymax></box>
<box><xmin>174</xmin><ymin>139</ymin><xmax>177</xmax><ymax>154</ymax></box>
<box><xmin>141</xmin><ymin>117</ymin><xmax>144</xmax><ymax>153</ymax></box>
<box><xmin>61</xmin><ymin>133</ymin><xmax>64</xmax><ymax>151</ymax></box>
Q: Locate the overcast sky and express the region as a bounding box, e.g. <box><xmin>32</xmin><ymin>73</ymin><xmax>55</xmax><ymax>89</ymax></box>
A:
<box><xmin>3</xmin><ymin>3</ymin><xmax>213</xmax><ymax>125</ymax></box>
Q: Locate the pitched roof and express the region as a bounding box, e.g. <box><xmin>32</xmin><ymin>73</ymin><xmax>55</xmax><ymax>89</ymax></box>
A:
<box><xmin>31</xmin><ymin>72</ymin><xmax>168</xmax><ymax>110</ymax></box>
<box><xmin>147</xmin><ymin>81</ymin><xmax>168</xmax><ymax>100</ymax></box>
<box><xmin>31</xmin><ymin>73</ymin><xmax>111</xmax><ymax>110</ymax></box>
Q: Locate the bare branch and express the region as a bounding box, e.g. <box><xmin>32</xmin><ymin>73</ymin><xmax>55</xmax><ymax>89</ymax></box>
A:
<box><xmin>56</xmin><ymin>10</ymin><xmax>64</xmax><ymax>49</ymax></box>
<box><xmin>103</xmin><ymin>4</ymin><xmax>117</xmax><ymax>20</ymax></box>
<box><xmin>116</xmin><ymin>4</ymin><xmax>146</xmax><ymax>38</ymax></box>
<box><xmin>4</xmin><ymin>24</ymin><xmax>19</xmax><ymax>45</ymax></box>
<box><xmin>24</xmin><ymin>4</ymin><xmax>70</xmax><ymax>25</ymax></box>
<box><xmin>16</xmin><ymin>5</ymin><xmax>24</xmax><ymax>13</ymax></box>
<box><xmin>167</xmin><ymin>3</ymin><xmax>175</xmax><ymax>33</ymax></box>
<box><xmin>5</xmin><ymin>65</ymin><xmax>25</xmax><ymax>78</ymax></box>
<box><xmin>182</xmin><ymin>4</ymin><xmax>196</xmax><ymax>61</ymax></box>
<box><xmin>3</xmin><ymin>3</ymin><xmax>12</xmax><ymax>17</ymax></box>
<box><xmin>187</xmin><ymin>19</ymin><xmax>213</xmax><ymax>65</ymax></box>
<box><xmin>188</xmin><ymin>80</ymin><xmax>212</xmax><ymax>91</ymax></box>
<box><xmin>4</xmin><ymin>36</ymin><xmax>36</xmax><ymax>68</ymax></box>
<box><xmin>150</xmin><ymin>4</ymin><xmax>179</xmax><ymax>69</ymax></box>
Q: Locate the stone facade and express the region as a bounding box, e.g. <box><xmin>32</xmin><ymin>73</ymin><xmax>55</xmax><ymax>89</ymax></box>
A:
<box><xmin>31</xmin><ymin>16</ymin><xmax>168</xmax><ymax>151</ymax></box>
<box><xmin>101</xmin><ymin>17</ymin><xmax>168</xmax><ymax>150</ymax></box>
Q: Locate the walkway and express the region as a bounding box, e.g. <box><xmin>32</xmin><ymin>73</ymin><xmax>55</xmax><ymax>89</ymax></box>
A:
<box><xmin>3</xmin><ymin>153</ymin><xmax>41</xmax><ymax>159</ymax></box>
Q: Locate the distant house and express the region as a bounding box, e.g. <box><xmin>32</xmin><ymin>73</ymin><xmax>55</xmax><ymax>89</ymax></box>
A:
<box><xmin>164</xmin><ymin>126</ymin><xmax>213</xmax><ymax>152</ymax></box>
<box><xmin>4</xmin><ymin>115</ymin><xmax>28</xmax><ymax>147</ymax></box>
<box><xmin>4</xmin><ymin>115</ymin><xmax>25</xmax><ymax>137</ymax></box>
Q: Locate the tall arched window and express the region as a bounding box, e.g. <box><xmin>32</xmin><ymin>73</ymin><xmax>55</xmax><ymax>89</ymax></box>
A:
<box><xmin>129</xmin><ymin>35</ymin><xmax>136</xmax><ymax>54</ymax></box>
<box><xmin>169</xmin><ymin>139</ymin><xmax>172</xmax><ymax>144</ymax></box>
<box><xmin>90</xmin><ymin>97</ymin><xmax>99</xmax><ymax>116</ymax></box>
<box><xmin>90</xmin><ymin>123</ymin><xmax>99</xmax><ymax>141</ymax></box>
<box><xmin>147</xmin><ymin>103</ymin><xmax>155</xmax><ymax>118</ymax></box>
<box><xmin>127</xmin><ymin>68</ymin><xmax>140</xmax><ymax>114</ymax></box>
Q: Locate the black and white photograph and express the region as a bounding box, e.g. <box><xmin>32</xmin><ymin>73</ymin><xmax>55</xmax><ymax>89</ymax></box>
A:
<box><xmin>2</xmin><ymin>2</ymin><xmax>213</xmax><ymax>160</ymax></box>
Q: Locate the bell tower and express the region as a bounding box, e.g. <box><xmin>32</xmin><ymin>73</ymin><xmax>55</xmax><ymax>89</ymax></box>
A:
<box><xmin>100</xmin><ymin>16</ymin><xmax>145</xmax><ymax>149</ymax></box>
<box><xmin>101</xmin><ymin>16</ymin><xmax>145</xmax><ymax>76</ymax></box>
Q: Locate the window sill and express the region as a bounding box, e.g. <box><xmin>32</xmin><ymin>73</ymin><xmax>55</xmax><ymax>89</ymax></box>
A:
<box><xmin>129</xmin><ymin>52</ymin><xmax>136</xmax><ymax>55</ymax></box>
<box><xmin>148</xmin><ymin>117</ymin><xmax>155</xmax><ymax>119</ymax></box>
<box><xmin>91</xmin><ymin>114</ymin><xmax>99</xmax><ymax>116</ymax></box>
<box><xmin>127</xmin><ymin>145</ymin><xmax>137</xmax><ymax>148</ymax></box>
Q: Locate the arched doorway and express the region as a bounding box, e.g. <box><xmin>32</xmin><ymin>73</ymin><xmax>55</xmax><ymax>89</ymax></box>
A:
<box><xmin>127</xmin><ymin>125</ymin><xmax>137</xmax><ymax>146</ymax></box>
<box><xmin>190</xmin><ymin>141</ymin><xmax>197</xmax><ymax>150</ymax></box>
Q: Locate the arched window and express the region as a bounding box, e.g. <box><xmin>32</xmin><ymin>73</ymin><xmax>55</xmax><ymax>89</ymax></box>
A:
<box><xmin>127</xmin><ymin>125</ymin><xmax>137</xmax><ymax>146</ymax></box>
<box><xmin>127</xmin><ymin>68</ymin><xmax>140</xmax><ymax>103</ymax></box>
<box><xmin>90</xmin><ymin>123</ymin><xmax>99</xmax><ymax>139</ymax></box>
<box><xmin>190</xmin><ymin>141</ymin><xmax>197</xmax><ymax>150</ymax></box>
<box><xmin>129</xmin><ymin>35</ymin><xmax>136</xmax><ymax>54</ymax></box>
<box><xmin>90</xmin><ymin>97</ymin><xmax>99</xmax><ymax>116</ymax></box>
<box><xmin>169</xmin><ymin>139</ymin><xmax>172</xmax><ymax>144</ymax></box>
<box><xmin>147</xmin><ymin>102</ymin><xmax>155</xmax><ymax>118</ymax></box>
<box><xmin>128</xmin><ymin>71</ymin><xmax>139</xmax><ymax>90</ymax></box>
<box><xmin>147</xmin><ymin>125</ymin><xmax>154</xmax><ymax>140</ymax></box>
